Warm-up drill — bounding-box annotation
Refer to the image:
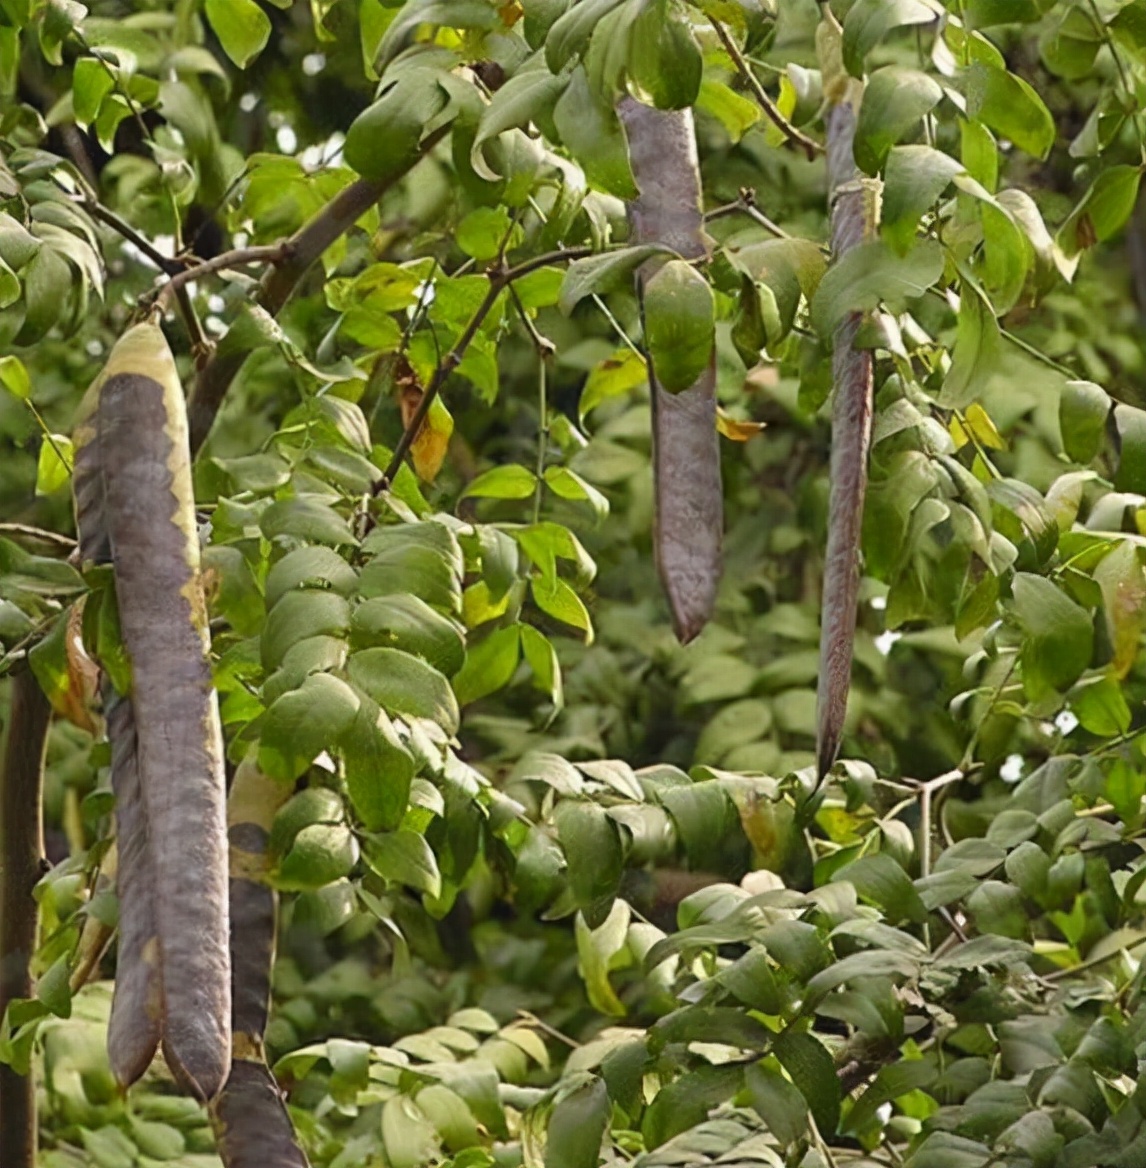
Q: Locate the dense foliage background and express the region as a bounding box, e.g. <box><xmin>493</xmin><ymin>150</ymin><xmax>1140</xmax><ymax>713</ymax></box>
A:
<box><xmin>6</xmin><ymin>1</ymin><xmax>1146</xmax><ymax>1166</ymax></box>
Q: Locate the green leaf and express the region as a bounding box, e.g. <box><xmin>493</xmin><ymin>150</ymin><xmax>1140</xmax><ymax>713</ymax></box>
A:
<box><xmin>1112</xmin><ymin>1</ymin><xmax>1146</xmax><ymax>65</ymax></box>
<box><xmin>462</xmin><ymin>464</ymin><xmax>538</xmax><ymax>501</ymax></box>
<box><xmin>842</xmin><ymin>0</ymin><xmax>939</xmax><ymax>76</ymax></box>
<box><xmin>366</xmin><ymin>829</ymin><xmax>442</xmax><ymax>897</ymax></box>
<box><xmin>552</xmin><ymin>67</ymin><xmax>637</xmax><ymax>198</ymax></box>
<box><xmin>351</xmin><ymin>594</ymin><xmax>465</xmax><ymax>677</ymax></box>
<box><xmin>340</xmin><ymin>695</ymin><xmax>414</xmax><ymax>832</ymax></box>
<box><xmin>580</xmin><ymin>347</ymin><xmax>647</xmax><ymax>419</ymax></box>
<box><xmin>695</xmin><ymin>78</ymin><xmax>760</xmax><ymax>143</ymax></box>
<box><xmin>344</xmin><ymin>68</ymin><xmax>450</xmax><ymax>182</ymax></box>
<box><xmin>265</xmin><ymin>546</ymin><xmax>358</xmax><ymax>609</ymax></box>
<box><xmin>72</xmin><ymin>56</ymin><xmax>114</xmax><ymax>126</ymax></box>
<box><xmin>546</xmin><ymin>0</ymin><xmax>628</xmax><ymax>72</ymax></box>
<box><xmin>360</xmin><ymin>523</ymin><xmax>463</xmax><ymax>615</ymax></box>
<box><xmin>36</xmin><ymin>954</ymin><xmax>72</xmax><ymax>1019</ymax></box>
<box><xmin>1059</xmin><ymin>165</ymin><xmax>1144</xmax><ymax>257</ymax></box>
<box><xmin>772</xmin><ymin>1031</ymin><xmax>841</xmax><ymax>1137</ymax></box>
<box><xmin>204</xmin><ymin>0</ymin><xmax>271</xmax><ymax>68</ymax></box>
<box><xmin>1012</xmin><ymin>573</ymin><xmax>1094</xmax><ymax>700</ymax></box>
<box><xmin>262</xmin><ymin>590</ymin><xmax>350</xmax><ymax>671</ymax></box>
<box><xmin>575</xmin><ymin>901</ymin><xmax>628</xmax><ymax>1016</ymax></box>
<box><xmin>348</xmin><ymin>647</ymin><xmax>460</xmax><ymax>733</ymax></box>
<box><xmin>453</xmin><ymin>624</ymin><xmax>522</xmax><ymax>705</ymax></box>
<box><xmin>941</xmin><ymin>279</ymin><xmax>1002</xmax><ymax>409</ymax></box>
<box><xmin>543</xmin><ymin>466</ymin><xmax>609</xmax><ymax>520</ymax></box>
<box><xmin>961</xmin><ymin>118</ymin><xmax>998</xmax><ymax>192</ymax></box>
<box><xmin>261</xmin><ymin>496</ymin><xmax>358</xmax><ymax>547</ymax></box>
<box><xmin>13</xmin><ymin>245</ymin><xmax>71</xmax><ymax>347</ymax></box>
<box><xmin>810</xmin><ymin>239</ymin><xmax>944</xmax><ymax>336</ymax></box>
<box><xmin>35</xmin><ymin>434</ymin><xmax>72</xmax><ymax>496</ymax></box>
<box><xmin>1114</xmin><ymin>403</ymin><xmax>1146</xmax><ymax>491</ymax></box>
<box><xmin>882</xmin><ymin>145</ymin><xmax>964</xmax><ymax>253</ymax></box>
<box><xmin>520</xmin><ymin>624</ymin><xmax>563</xmax><ymax>710</ymax></box>
<box><xmin>746</xmin><ymin>1061</ymin><xmax>808</xmax><ymax>1146</ymax></box>
<box><xmin>259</xmin><ymin>673</ymin><xmax>361</xmax><ymax>781</ymax></box>
<box><xmin>1060</xmin><ymin>380</ymin><xmax>1111</xmax><ymax>464</ymax></box>
<box><xmin>627</xmin><ymin>0</ymin><xmax>702</xmax><ymax>110</ymax></box>
<box><xmin>834</xmin><ymin>852</ymin><xmax>928</xmax><ymax>924</ymax></box>
<box><xmin>472</xmin><ymin>59</ymin><xmax>570</xmax><ymax>180</ymax></box>
<box><xmin>559</xmin><ymin>245</ymin><xmax>673</xmax><ymax>314</ymax></box>
<box><xmin>277</xmin><ymin>823</ymin><xmax>359</xmax><ymax>890</ymax></box>
<box><xmin>1070</xmin><ymin>674</ymin><xmax>1131</xmax><ymax>738</ymax></box>
<box><xmin>531</xmin><ymin>576</ymin><xmax>593</xmax><ymax>641</ymax></box>
<box><xmin>855</xmin><ymin>67</ymin><xmax>942</xmax><ymax>176</ymax></box>
<box><xmin>546</xmin><ymin>1078</ymin><xmax>610</xmax><ymax>1168</ymax></box>
<box><xmin>643</xmin><ymin>260</ymin><xmax>715</xmax><ymax>393</ymax></box>
<box><xmin>554</xmin><ymin>801</ymin><xmax>623</xmax><ymax>926</ymax></box>
<box><xmin>456</xmin><ymin>206</ymin><xmax>519</xmax><ymax>261</ymax></box>
<box><xmin>1094</xmin><ymin>541</ymin><xmax>1146</xmax><ymax>679</ymax></box>
<box><xmin>1040</xmin><ymin>4</ymin><xmax>1102</xmax><ymax>80</ymax></box>
<box><xmin>965</xmin><ymin>61</ymin><xmax>1055</xmax><ymax>159</ymax></box>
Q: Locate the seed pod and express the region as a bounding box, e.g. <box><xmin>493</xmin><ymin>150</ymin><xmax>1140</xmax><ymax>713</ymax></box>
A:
<box><xmin>210</xmin><ymin>1060</ymin><xmax>309</xmax><ymax>1168</ymax></box>
<box><xmin>618</xmin><ymin>98</ymin><xmax>722</xmax><ymax>645</ymax></box>
<box><xmin>209</xmin><ymin>755</ymin><xmax>307</xmax><ymax>1167</ymax></box>
<box><xmin>815</xmin><ymin>98</ymin><xmax>876</xmax><ymax>781</ymax></box>
<box><xmin>74</xmin><ymin>321</ymin><xmax>231</xmax><ymax>1101</ymax></box>
<box><xmin>103</xmin><ymin>688</ymin><xmax>163</xmax><ymax>1088</ymax></box>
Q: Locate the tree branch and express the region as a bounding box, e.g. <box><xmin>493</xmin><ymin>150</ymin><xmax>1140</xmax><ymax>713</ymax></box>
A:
<box><xmin>187</xmin><ymin>125</ymin><xmax>451</xmax><ymax>458</ymax></box>
<box><xmin>0</xmin><ymin>670</ymin><xmax>51</xmax><ymax>1168</ymax></box>
<box><xmin>81</xmin><ymin>199</ymin><xmax>183</xmax><ymax>275</ymax></box>
<box><xmin>710</xmin><ymin>19</ymin><xmax>824</xmax><ymax>161</ymax></box>
<box><xmin>377</xmin><ymin>247</ymin><xmax>593</xmax><ymax>487</ymax></box>
<box><xmin>154</xmin><ymin>245</ymin><xmax>290</xmax><ymax>312</ymax></box>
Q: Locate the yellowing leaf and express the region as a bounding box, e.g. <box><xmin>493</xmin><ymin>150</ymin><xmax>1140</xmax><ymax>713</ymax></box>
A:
<box><xmin>397</xmin><ymin>361</ymin><xmax>454</xmax><ymax>482</ymax></box>
<box><xmin>716</xmin><ymin>408</ymin><xmax>766</xmax><ymax>443</ymax></box>
<box><xmin>950</xmin><ymin>403</ymin><xmax>1005</xmax><ymax>451</ymax></box>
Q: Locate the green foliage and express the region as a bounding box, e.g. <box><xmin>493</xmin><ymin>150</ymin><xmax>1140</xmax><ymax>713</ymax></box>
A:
<box><xmin>8</xmin><ymin>1</ymin><xmax>1146</xmax><ymax>1166</ymax></box>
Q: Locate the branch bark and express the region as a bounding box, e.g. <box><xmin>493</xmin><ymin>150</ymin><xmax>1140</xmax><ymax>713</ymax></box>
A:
<box><xmin>815</xmin><ymin>97</ymin><xmax>877</xmax><ymax>780</ymax></box>
<box><xmin>618</xmin><ymin>97</ymin><xmax>723</xmax><ymax>644</ymax></box>
<box><xmin>187</xmin><ymin>127</ymin><xmax>450</xmax><ymax>458</ymax></box>
<box><xmin>0</xmin><ymin>669</ymin><xmax>51</xmax><ymax>1168</ymax></box>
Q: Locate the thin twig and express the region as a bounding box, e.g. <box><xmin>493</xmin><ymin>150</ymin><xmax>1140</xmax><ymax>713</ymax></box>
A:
<box><xmin>705</xmin><ymin>191</ymin><xmax>795</xmax><ymax>241</ymax></box>
<box><xmin>0</xmin><ymin>524</ymin><xmax>76</xmax><ymax>551</ymax></box>
<box><xmin>81</xmin><ymin>199</ymin><xmax>182</xmax><ymax>274</ymax></box>
<box><xmin>378</xmin><ymin>248</ymin><xmax>593</xmax><ymax>486</ymax></box>
<box><xmin>153</xmin><ymin>244</ymin><xmax>290</xmax><ymax>311</ymax></box>
<box><xmin>710</xmin><ymin>19</ymin><xmax>824</xmax><ymax>160</ymax></box>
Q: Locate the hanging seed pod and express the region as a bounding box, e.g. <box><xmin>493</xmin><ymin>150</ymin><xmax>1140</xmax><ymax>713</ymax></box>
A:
<box><xmin>815</xmin><ymin>78</ymin><xmax>878</xmax><ymax>781</ymax></box>
<box><xmin>209</xmin><ymin>754</ymin><xmax>307</xmax><ymax>1166</ymax></box>
<box><xmin>74</xmin><ymin>320</ymin><xmax>231</xmax><ymax>1101</ymax></box>
<box><xmin>618</xmin><ymin>98</ymin><xmax>722</xmax><ymax>645</ymax></box>
<box><xmin>103</xmin><ymin>688</ymin><xmax>163</xmax><ymax>1088</ymax></box>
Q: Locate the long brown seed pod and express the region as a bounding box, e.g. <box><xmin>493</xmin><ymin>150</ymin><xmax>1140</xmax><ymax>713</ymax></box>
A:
<box><xmin>210</xmin><ymin>754</ymin><xmax>307</xmax><ymax>1167</ymax></box>
<box><xmin>815</xmin><ymin>98</ymin><xmax>877</xmax><ymax>780</ymax></box>
<box><xmin>618</xmin><ymin>97</ymin><xmax>722</xmax><ymax>644</ymax></box>
<box><xmin>103</xmin><ymin>687</ymin><xmax>163</xmax><ymax>1087</ymax></box>
<box><xmin>74</xmin><ymin>322</ymin><xmax>231</xmax><ymax>1101</ymax></box>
